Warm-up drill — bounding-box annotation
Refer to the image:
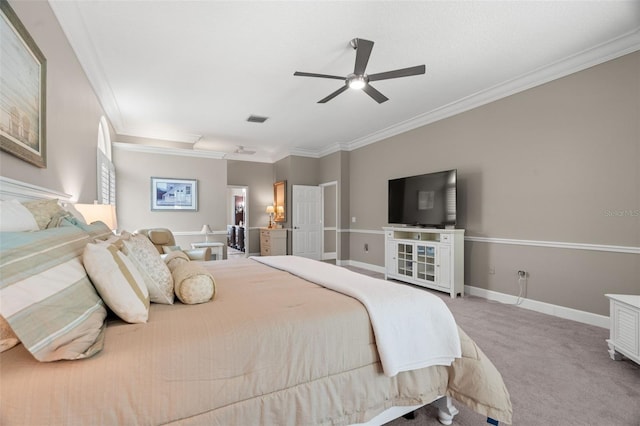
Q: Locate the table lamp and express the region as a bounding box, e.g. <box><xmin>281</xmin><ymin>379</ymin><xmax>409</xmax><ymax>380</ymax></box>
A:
<box><xmin>266</xmin><ymin>205</ymin><xmax>275</xmax><ymax>228</ymax></box>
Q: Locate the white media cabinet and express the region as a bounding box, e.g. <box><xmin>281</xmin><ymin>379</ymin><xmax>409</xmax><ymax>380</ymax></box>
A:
<box><xmin>606</xmin><ymin>294</ymin><xmax>640</xmax><ymax>365</ymax></box>
<box><xmin>384</xmin><ymin>227</ymin><xmax>464</xmax><ymax>298</ymax></box>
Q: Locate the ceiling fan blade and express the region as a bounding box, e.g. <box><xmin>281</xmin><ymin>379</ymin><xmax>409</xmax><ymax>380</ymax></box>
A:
<box><xmin>353</xmin><ymin>38</ymin><xmax>374</xmax><ymax>75</ymax></box>
<box><xmin>318</xmin><ymin>85</ymin><xmax>348</xmax><ymax>103</ymax></box>
<box><xmin>294</xmin><ymin>71</ymin><xmax>345</xmax><ymax>80</ymax></box>
<box><xmin>368</xmin><ymin>65</ymin><xmax>426</xmax><ymax>82</ymax></box>
<box><xmin>362</xmin><ymin>84</ymin><xmax>388</xmax><ymax>104</ymax></box>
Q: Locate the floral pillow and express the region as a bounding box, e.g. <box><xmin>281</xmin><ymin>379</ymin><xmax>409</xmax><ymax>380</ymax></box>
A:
<box><xmin>121</xmin><ymin>233</ymin><xmax>174</xmax><ymax>304</ymax></box>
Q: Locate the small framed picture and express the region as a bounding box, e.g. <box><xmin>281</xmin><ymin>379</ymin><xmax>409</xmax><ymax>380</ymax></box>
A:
<box><xmin>151</xmin><ymin>177</ymin><xmax>198</xmax><ymax>211</ymax></box>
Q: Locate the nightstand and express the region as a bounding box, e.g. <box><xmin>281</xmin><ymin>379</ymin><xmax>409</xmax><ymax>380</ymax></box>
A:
<box><xmin>260</xmin><ymin>228</ymin><xmax>286</xmax><ymax>256</ymax></box>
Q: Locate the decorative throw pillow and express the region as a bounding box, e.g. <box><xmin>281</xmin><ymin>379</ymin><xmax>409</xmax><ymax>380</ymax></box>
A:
<box><xmin>172</xmin><ymin>262</ymin><xmax>215</xmax><ymax>305</ymax></box>
<box><xmin>165</xmin><ymin>250</ymin><xmax>190</xmax><ymax>272</ymax></box>
<box><xmin>0</xmin><ymin>315</ymin><xmax>19</xmax><ymax>353</ymax></box>
<box><xmin>0</xmin><ymin>199</ymin><xmax>39</xmax><ymax>232</ymax></box>
<box><xmin>21</xmin><ymin>198</ymin><xmax>66</xmax><ymax>229</ymax></box>
<box><xmin>0</xmin><ymin>226</ymin><xmax>107</xmax><ymax>361</ymax></box>
<box><xmin>83</xmin><ymin>239</ymin><xmax>150</xmax><ymax>323</ymax></box>
<box><xmin>121</xmin><ymin>233</ymin><xmax>174</xmax><ymax>304</ymax></box>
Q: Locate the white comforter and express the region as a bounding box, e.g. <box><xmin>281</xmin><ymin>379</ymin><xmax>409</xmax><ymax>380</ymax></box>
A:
<box><xmin>251</xmin><ymin>255</ymin><xmax>461</xmax><ymax>377</ymax></box>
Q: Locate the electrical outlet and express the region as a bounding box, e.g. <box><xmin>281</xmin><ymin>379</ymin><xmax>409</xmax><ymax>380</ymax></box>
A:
<box><xmin>489</xmin><ymin>266</ymin><xmax>495</xmax><ymax>275</ymax></box>
<box><xmin>518</xmin><ymin>270</ymin><xmax>527</xmax><ymax>278</ymax></box>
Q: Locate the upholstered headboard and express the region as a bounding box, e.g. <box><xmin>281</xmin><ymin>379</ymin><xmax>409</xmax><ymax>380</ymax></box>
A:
<box><xmin>0</xmin><ymin>176</ymin><xmax>72</xmax><ymax>202</ymax></box>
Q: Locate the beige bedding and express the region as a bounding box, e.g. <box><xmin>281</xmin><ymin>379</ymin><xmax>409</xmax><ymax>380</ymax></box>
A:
<box><xmin>0</xmin><ymin>258</ymin><xmax>511</xmax><ymax>425</ymax></box>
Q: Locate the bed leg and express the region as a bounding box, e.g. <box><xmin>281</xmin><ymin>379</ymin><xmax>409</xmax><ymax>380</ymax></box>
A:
<box><xmin>432</xmin><ymin>396</ymin><xmax>459</xmax><ymax>426</ymax></box>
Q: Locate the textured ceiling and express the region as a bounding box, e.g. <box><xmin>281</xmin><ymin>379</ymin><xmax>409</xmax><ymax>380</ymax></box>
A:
<box><xmin>49</xmin><ymin>1</ymin><xmax>640</xmax><ymax>163</ymax></box>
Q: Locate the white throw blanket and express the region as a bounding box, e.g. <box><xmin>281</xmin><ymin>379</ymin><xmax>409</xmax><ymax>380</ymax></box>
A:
<box><xmin>251</xmin><ymin>255</ymin><xmax>461</xmax><ymax>377</ymax></box>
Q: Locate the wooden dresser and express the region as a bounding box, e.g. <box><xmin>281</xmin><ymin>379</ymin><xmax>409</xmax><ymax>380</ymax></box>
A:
<box><xmin>260</xmin><ymin>228</ymin><xmax>287</xmax><ymax>256</ymax></box>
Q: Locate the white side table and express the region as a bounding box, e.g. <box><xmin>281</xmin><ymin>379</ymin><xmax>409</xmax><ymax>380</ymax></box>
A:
<box><xmin>605</xmin><ymin>294</ymin><xmax>640</xmax><ymax>365</ymax></box>
<box><xmin>191</xmin><ymin>242</ymin><xmax>224</xmax><ymax>260</ymax></box>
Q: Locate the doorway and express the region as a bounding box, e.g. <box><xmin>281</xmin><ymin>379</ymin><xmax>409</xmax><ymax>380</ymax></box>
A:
<box><xmin>227</xmin><ymin>186</ymin><xmax>249</xmax><ymax>257</ymax></box>
<box><xmin>320</xmin><ymin>181</ymin><xmax>338</xmax><ymax>262</ymax></box>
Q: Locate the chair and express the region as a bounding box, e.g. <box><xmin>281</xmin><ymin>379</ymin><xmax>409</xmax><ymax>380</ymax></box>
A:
<box><xmin>135</xmin><ymin>228</ymin><xmax>211</xmax><ymax>261</ymax></box>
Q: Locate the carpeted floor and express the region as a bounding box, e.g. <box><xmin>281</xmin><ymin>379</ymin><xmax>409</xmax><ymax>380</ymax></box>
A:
<box><xmin>345</xmin><ymin>266</ymin><xmax>640</xmax><ymax>426</ymax></box>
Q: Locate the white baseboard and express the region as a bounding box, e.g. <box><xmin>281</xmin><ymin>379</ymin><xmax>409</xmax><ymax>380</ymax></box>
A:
<box><xmin>465</xmin><ymin>285</ymin><xmax>609</xmax><ymax>329</ymax></box>
<box><xmin>336</xmin><ymin>259</ymin><xmax>609</xmax><ymax>329</ymax></box>
<box><xmin>340</xmin><ymin>259</ymin><xmax>386</xmax><ymax>274</ymax></box>
<box><xmin>322</xmin><ymin>252</ymin><xmax>337</xmax><ymax>261</ymax></box>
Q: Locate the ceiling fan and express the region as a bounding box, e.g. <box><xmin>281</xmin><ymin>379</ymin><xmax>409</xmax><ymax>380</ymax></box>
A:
<box><xmin>234</xmin><ymin>145</ymin><xmax>256</xmax><ymax>155</ymax></box>
<box><xmin>294</xmin><ymin>38</ymin><xmax>425</xmax><ymax>104</ymax></box>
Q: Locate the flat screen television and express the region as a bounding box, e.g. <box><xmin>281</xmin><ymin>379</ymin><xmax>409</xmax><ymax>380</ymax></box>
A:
<box><xmin>388</xmin><ymin>169</ymin><xmax>457</xmax><ymax>228</ymax></box>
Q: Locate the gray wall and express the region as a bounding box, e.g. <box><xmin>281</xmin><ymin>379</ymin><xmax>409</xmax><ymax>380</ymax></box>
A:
<box><xmin>227</xmin><ymin>160</ymin><xmax>275</xmax><ymax>254</ymax></box>
<box><xmin>115</xmin><ymin>148</ymin><xmax>227</xmax><ymax>248</ymax></box>
<box><xmin>347</xmin><ymin>52</ymin><xmax>639</xmax><ymax>316</ymax></box>
<box><xmin>3</xmin><ymin>0</ymin><xmax>635</xmax><ymax>318</ymax></box>
<box><xmin>0</xmin><ymin>0</ymin><xmax>107</xmax><ymax>203</ymax></box>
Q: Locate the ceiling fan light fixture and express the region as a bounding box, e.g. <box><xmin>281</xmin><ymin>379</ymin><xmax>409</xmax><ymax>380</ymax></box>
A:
<box><xmin>347</xmin><ymin>74</ymin><xmax>367</xmax><ymax>90</ymax></box>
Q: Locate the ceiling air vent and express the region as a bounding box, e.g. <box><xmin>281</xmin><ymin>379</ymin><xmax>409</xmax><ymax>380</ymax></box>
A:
<box><xmin>247</xmin><ymin>115</ymin><xmax>269</xmax><ymax>123</ymax></box>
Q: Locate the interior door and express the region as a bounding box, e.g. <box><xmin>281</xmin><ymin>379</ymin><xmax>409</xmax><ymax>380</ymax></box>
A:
<box><xmin>292</xmin><ymin>185</ymin><xmax>322</xmax><ymax>260</ymax></box>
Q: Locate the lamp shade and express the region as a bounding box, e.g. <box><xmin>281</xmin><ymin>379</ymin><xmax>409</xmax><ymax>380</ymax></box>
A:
<box><xmin>74</xmin><ymin>203</ymin><xmax>118</xmax><ymax>230</ymax></box>
<box><xmin>266</xmin><ymin>205</ymin><xmax>275</xmax><ymax>214</ymax></box>
<box><xmin>201</xmin><ymin>224</ymin><xmax>212</xmax><ymax>234</ymax></box>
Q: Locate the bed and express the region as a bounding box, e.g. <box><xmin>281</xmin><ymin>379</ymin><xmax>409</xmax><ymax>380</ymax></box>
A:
<box><xmin>0</xmin><ymin>177</ymin><xmax>512</xmax><ymax>425</ymax></box>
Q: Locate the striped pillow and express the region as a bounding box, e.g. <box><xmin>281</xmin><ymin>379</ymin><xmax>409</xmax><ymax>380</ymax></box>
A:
<box><xmin>0</xmin><ymin>226</ymin><xmax>107</xmax><ymax>361</ymax></box>
<box><xmin>83</xmin><ymin>239</ymin><xmax>150</xmax><ymax>323</ymax></box>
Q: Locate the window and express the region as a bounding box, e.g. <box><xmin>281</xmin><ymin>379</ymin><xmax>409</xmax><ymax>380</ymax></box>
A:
<box><xmin>97</xmin><ymin>116</ymin><xmax>116</xmax><ymax>205</ymax></box>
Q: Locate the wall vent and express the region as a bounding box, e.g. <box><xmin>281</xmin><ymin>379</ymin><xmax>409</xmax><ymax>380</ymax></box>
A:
<box><xmin>247</xmin><ymin>115</ymin><xmax>269</xmax><ymax>123</ymax></box>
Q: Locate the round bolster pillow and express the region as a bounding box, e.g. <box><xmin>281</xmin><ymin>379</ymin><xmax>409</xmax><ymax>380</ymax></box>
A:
<box><xmin>164</xmin><ymin>250</ymin><xmax>190</xmax><ymax>272</ymax></box>
<box><xmin>172</xmin><ymin>262</ymin><xmax>215</xmax><ymax>304</ymax></box>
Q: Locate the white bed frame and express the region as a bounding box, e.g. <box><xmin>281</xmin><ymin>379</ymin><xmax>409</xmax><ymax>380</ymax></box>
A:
<box><xmin>0</xmin><ymin>176</ymin><xmax>72</xmax><ymax>202</ymax></box>
<box><xmin>0</xmin><ymin>175</ymin><xmax>460</xmax><ymax>426</ymax></box>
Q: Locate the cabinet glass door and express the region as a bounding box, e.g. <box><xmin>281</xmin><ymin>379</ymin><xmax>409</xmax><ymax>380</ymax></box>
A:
<box><xmin>396</xmin><ymin>243</ymin><xmax>413</xmax><ymax>277</ymax></box>
<box><xmin>416</xmin><ymin>244</ymin><xmax>436</xmax><ymax>283</ymax></box>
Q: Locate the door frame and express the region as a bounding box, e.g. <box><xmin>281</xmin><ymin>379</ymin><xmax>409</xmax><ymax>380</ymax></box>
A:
<box><xmin>320</xmin><ymin>181</ymin><xmax>338</xmax><ymax>261</ymax></box>
<box><xmin>226</xmin><ymin>185</ymin><xmax>249</xmax><ymax>256</ymax></box>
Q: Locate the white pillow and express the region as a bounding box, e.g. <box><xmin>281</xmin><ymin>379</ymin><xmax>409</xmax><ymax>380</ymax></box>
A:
<box><xmin>83</xmin><ymin>239</ymin><xmax>150</xmax><ymax>323</ymax></box>
<box><xmin>0</xmin><ymin>199</ymin><xmax>39</xmax><ymax>232</ymax></box>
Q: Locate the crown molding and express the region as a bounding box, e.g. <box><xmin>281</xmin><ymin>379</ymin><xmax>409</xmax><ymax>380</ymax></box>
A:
<box><xmin>345</xmin><ymin>29</ymin><xmax>640</xmax><ymax>152</ymax></box>
<box><xmin>49</xmin><ymin>1</ymin><xmax>125</xmax><ymax>132</ymax></box>
<box><xmin>113</xmin><ymin>142</ymin><xmax>226</xmax><ymax>159</ymax></box>
<box><xmin>55</xmin><ymin>1</ymin><xmax>639</xmax><ymax>163</ymax></box>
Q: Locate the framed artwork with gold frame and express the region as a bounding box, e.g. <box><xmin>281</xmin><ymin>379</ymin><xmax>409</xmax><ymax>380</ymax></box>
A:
<box><xmin>0</xmin><ymin>0</ymin><xmax>47</xmax><ymax>168</ymax></box>
<box><xmin>274</xmin><ymin>180</ymin><xmax>286</xmax><ymax>222</ymax></box>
